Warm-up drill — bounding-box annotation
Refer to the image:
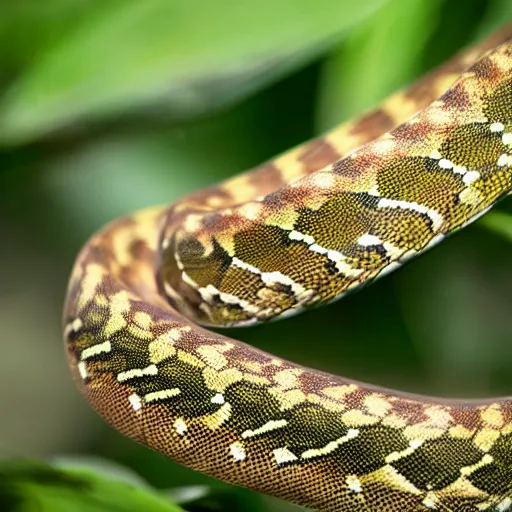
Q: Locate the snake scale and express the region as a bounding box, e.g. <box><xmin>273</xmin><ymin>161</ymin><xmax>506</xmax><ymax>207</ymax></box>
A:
<box><xmin>63</xmin><ymin>25</ymin><xmax>512</xmax><ymax>512</ymax></box>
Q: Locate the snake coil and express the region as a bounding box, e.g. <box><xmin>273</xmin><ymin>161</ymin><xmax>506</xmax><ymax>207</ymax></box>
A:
<box><xmin>64</xmin><ymin>26</ymin><xmax>512</xmax><ymax>511</ymax></box>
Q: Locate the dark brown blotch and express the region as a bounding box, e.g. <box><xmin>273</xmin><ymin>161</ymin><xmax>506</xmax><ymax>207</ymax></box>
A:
<box><xmin>439</xmin><ymin>80</ymin><xmax>473</xmax><ymax>111</ymax></box>
<box><xmin>247</xmin><ymin>162</ymin><xmax>287</xmax><ymax>196</ymax></box>
<box><xmin>349</xmin><ymin>109</ymin><xmax>395</xmax><ymax>143</ymax></box>
<box><xmin>298</xmin><ymin>138</ymin><xmax>341</xmax><ymax>173</ymax></box>
<box><xmin>332</xmin><ymin>155</ymin><xmax>372</xmax><ymax>179</ymax></box>
<box><xmin>472</xmin><ymin>56</ymin><xmax>503</xmax><ymax>83</ymax></box>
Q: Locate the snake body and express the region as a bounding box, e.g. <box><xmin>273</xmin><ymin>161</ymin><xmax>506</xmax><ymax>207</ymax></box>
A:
<box><xmin>64</xmin><ymin>26</ymin><xmax>512</xmax><ymax>511</ymax></box>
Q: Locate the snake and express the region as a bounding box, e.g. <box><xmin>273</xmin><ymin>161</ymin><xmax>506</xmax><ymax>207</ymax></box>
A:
<box><xmin>63</xmin><ymin>25</ymin><xmax>512</xmax><ymax>512</ymax></box>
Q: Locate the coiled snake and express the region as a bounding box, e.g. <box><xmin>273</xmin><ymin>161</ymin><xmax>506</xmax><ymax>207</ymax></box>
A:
<box><xmin>63</xmin><ymin>25</ymin><xmax>512</xmax><ymax>512</ymax></box>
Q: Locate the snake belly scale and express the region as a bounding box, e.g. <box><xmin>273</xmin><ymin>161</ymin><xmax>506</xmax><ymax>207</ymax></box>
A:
<box><xmin>63</xmin><ymin>26</ymin><xmax>512</xmax><ymax>512</ymax></box>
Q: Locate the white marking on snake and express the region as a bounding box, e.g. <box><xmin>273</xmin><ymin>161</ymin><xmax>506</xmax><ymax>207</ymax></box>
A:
<box><xmin>502</xmin><ymin>132</ymin><xmax>512</xmax><ymax>145</ymax></box>
<box><xmin>422</xmin><ymin>494</ymin><xmax>438</xmax><ymax>510</ymax></box>
<box><xmin>438</xmin><ymin>158</ymin><xmax>454</xmax><ymax>169</ymax></box>
<box><xmin>182</xmin><ymin>271</ymin><xmax>199</xmax><ymax>289</ymax></box>
<box><xmin>460</xmin><ymin>454</ymin><xmax>493</xmax><ymax>476</ymax></box>
<box><xmin>199</xmin><ymin>284</ymin><xmax>260</xmax><ymax>314</ymax></box>
<box><xmin>231</xmin><ymin>257</ymin><xmax>261</xmax><ymax>275</ymax></box>
<box><xmin>462</xmin><ymin>170</ymin><xmax>480</xmax><ymax>185</ymax></box>
<box><xmin>357</xmin><ymin>233</ymin><xmax>404</xmax><ymax>260</ymax></box>
<box><xmin>367</xmin><ymin>184</ymin><xmax>381</xmax><ymax>197</ymax></box>
<box><xmin>64</xmin><ymin>317</ymin><xmax>83</xmax><ymax>338</ymax></box>
<box><xmin>386</xmin><ymin>439</ymin><xmax>424</xmax><ymax>463</ymax></box>
<box><xmin>211</xmin><ymin>393</ymin><xmax>225</xmax><ymax>405</ymax></box>
<box><xmin>232</xmin><ymin>257</ymin><xmax>311</xmax><ymax>300</ymax></box>
<box><xmin>241</xmin><ymin>419</ymin><xmax>288</xmax><ymax>439</ymax></box>
<box><xmin>497</xmin><ymin>498</ymin><xmax>512</xmax><ymax>512</ymax></box>
<box><xmin>346</xmin><ymin>475</ymin><xmax>362</xmax><ymax>493</ymax></box>
<box><xmin>377</xmin><ymin>198</ymin><xmax>444</xmax><ymax>232</ymax></box>
<box><xmin>310</xmin><ymin>243</ymin><xmax>327</xmax><ymax>254</ymax></box>
<box><xmin>117</xmin><ymin>364</ymin><xmax>158</xmax><ymax>382</ymax></box>
<box><xmin>77</xmin><ymin>361</ymin><xmax>88</xmax><ymax>380</ymax></box>
<box><xmin>357</xmin><ymin>233</ymin><xmax>382</xmax><ymax>246</ymax></box>
<box><xmin>174</xmin><ymin>418</ymin><xmax>188</xmax><ymax>435</ymax></box>
<box><xmin>289</xmin><ymin>230</ymin><xmax>315</xmax><ymax>245</ymax></box>
<box><xmin>490</xmin><ymin>122</ymin><xmax>504</xmax><ymax>132</ymax></box>
<box><xmin>310</xmin><ymin>243</ymin><xmax>363</xmax><ymax>277</ymax></box>
<box><xmin>230</xmin><ymin>441</ymin><xmax>247</xmax><ymax>462</ymax></box>
<box><xmin>301</xmin><ymin>428</ymin><xmax>359</xmax><ymax>459</ymax></box>
<box><xmin>273</xmin><ymin>447</ymin><xmax>298</xmax><ymax>465</ymax></box>
<box><xmin>163</xmin><ymin>281</ymin><xmax>182</xmax><ymax>303</ymax></box>
<box><xmin>262</xmin><ymin>271</ymin><xmax>309</xmax><ymax>297</ymax></box>
<box><xmin>204</xmin><ymin>402</ymin><xmax>232</xmax><ymax>429</ymax></box>
<box><xmin>144</xmin><ymin>388</ymin><xmax>181</xmax><ymax>403</ymax></box>
<box><xmin>437</xmin><ymin>158</ymin><xmax>467</xmax><ymax>176</ymax></box>
<box><xmin>287</xmin><ymin>230</ymin><xmax>364</xmax><ymax>278</ymax></box>
<box><xmin>453</xmin><ymin>165</ymin><xmax>468</xmax><ymax>175</ymax></box>
<box><xmin>81</xmin><ymin>340</ymin><xmax>112</xmax><ymax>360</ymax></box>
<box><xmin>497</xmin><ymin>153</ymin><xmax>512</xmax><ymax>167</ymax></box>
<box><xmin>128</xmin><ymin>393</ymin><xmax>142</xmax><ymax>411</ymax></box>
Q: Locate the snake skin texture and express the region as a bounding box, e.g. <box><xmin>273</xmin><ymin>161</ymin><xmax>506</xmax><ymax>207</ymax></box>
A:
<box><xmin>64</xmin><ymin>26</ymin><xmax>512</xmax><ymax>511</ymax></box>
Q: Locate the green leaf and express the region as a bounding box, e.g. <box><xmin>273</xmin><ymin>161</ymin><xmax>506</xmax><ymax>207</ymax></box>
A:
<box><xmin>0</xmin><ymin>0</ymin><xmax>387</xmax><ymax>145</ymax></box>
<box><xmin>167</xmin><ymin>485</ymin><xmax>269</xmax><ymax>512</ymax></box>
<box><xmin>315</xmin><ymin>0</ymin><xmax>444</xmax><ymax>131</ymax></box>
<box><xmin>0</xmin><ymin>460</ymin><xmax>185</xmax><ymax>512</ymax></box>
<box><xmin>479</xmin><ymin>210</ymin><xmax>512</xmax><ymax>243</ymax></box>
<box><xmin>475</xmin><ymin>0</ymin><xmax>512</xmax><ymax>38</ymax></box>
<box><xmin>0</xmin><ymin>1</ymin><xmax>97</xmax><ymax>78</ymax></box>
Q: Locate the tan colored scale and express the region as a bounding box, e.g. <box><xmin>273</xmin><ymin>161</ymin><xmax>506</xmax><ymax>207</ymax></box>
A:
<box><xmin>64</xmin><ymin>26</ymin><xmax>512</xmax><ymax>511</ymax></box>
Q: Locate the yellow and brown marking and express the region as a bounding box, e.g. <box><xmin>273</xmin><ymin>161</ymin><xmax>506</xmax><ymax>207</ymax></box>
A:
<box><xmin>64</xmin><ymin>27</ymin><xmax>512</xmax><ymax>512</ymax></box>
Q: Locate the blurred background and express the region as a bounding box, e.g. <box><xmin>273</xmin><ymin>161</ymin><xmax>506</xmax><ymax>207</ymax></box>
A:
<box><xmin>2</xmin><ymin>0</ymin><xmax>512</xmax><ymax>510</ymax></box>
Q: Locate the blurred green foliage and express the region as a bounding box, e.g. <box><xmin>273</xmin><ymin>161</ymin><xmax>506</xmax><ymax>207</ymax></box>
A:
<box><xmin>2</xmin><ymin>0</ymin><xmax>512</xmax><ymax>510</ymax></box>
<box><xmin>0</xmin><ymin>460</ymin><xmax>185</xmax><ymax>512</ymax></box>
